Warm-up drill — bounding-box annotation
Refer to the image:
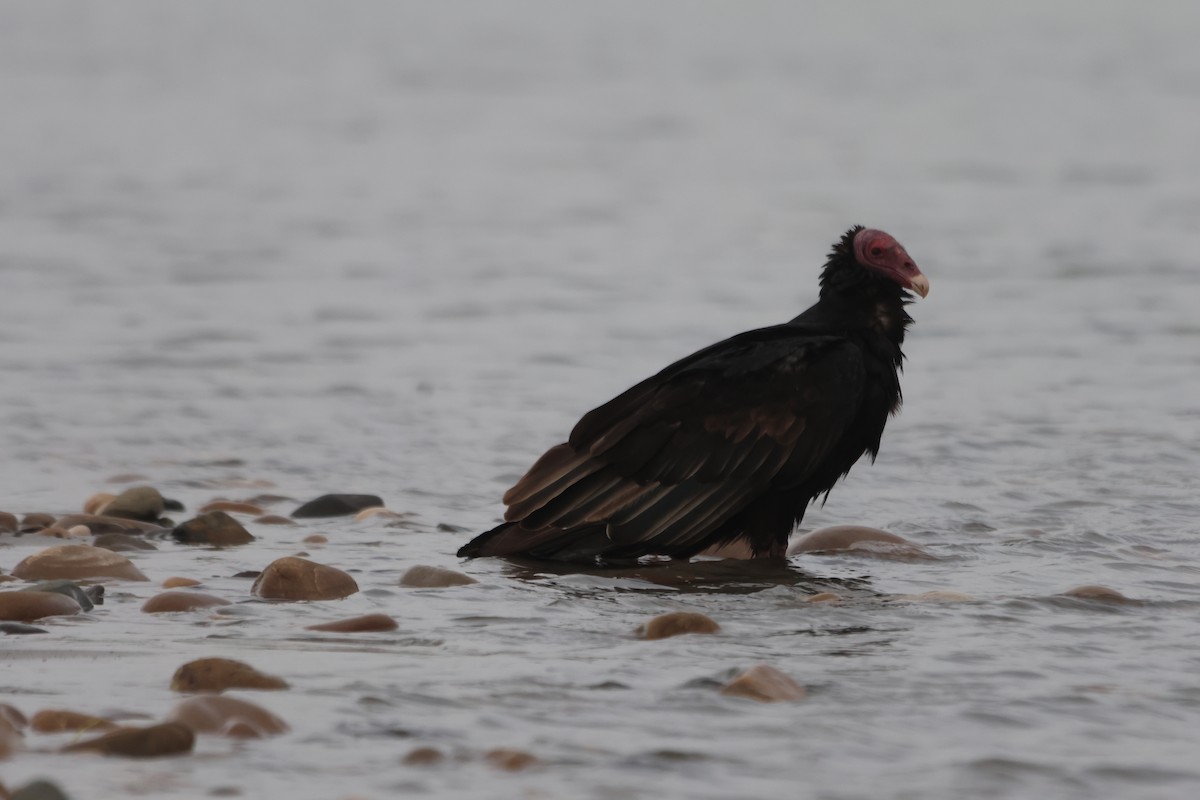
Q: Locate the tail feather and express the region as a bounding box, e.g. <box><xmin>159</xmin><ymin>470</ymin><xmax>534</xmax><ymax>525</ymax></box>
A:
<box><xmin>457</xmin><ymin>521</ymin><xmax>612</xmax><ymax>562</ymax></box>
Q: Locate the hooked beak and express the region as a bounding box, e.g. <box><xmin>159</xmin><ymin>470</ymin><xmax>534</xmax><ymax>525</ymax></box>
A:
<box><xmin>908</xmin><ymin>272</ymin><xmax>930</xmax><ymax>299</ymax></box>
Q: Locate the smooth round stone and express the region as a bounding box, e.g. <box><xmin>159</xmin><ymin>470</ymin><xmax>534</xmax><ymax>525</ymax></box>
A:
<box><xmin>141</xmin><ymin>592</ymin><xmax>231</xmax><ymax>614</ymax></box>
<box><xmin>11</xmin><ymin>545</ymin><xmax>148</xmax><ymax>582</ymax></box>
<box><xmin>173</xmin><ymin>511</ymin><xmax>254</xmax><ymax>547</ymax></box>
<box><xmin>0</xmin><ymin>721</ymin><xmax>22</xmax><ymax>759</ymax></box>
<box><xmin>162</xmin><ymin>577</ymin><xmax>202</xmax><ymax>589</ymax></box>
<box><xmin>170</xmin><ymin>658</ymin><xmax>288</xmax><ymax>693</ymax></box>
<box><xmin>0</xmin><ymin>591</ymin><xmax>82</xmax><ymax>622</ymax></box>
<box><xmin>403</xmin><ymin>746</ymin><xmax>446</xmax><ymax>766</ymax></box>
<box><xmin>0</xmin><ymin>622</ymin><xmax>47</xmax><ymax>635</ymax></box>
<box><xmin>36</xmin><ymin>527</ymin><xmax>87</xmax><ymax>540</ymax></box>
<box><xmin>0</xmin><ymin>511</ymin><xmax>17</xmax><ymax>532</ymax></box>
<box><xmin>253</xmin><ymin>515</ymin><xmax>296</xmax><ymax>526</ymax></box>
<box><xmin>302</xmin><ymin>534</ymin><xmax>328</xmax><ymax>544</ymax></box>
<box><xmin>55</xmin><ymin>514</ymin><xmax>164</xmax><ymax>535</ymax></box>
<box><xmin>30</xmin><ymin>709</ymin><xmax>118</xmax><ymax>734</ymax></box>
<box><xmin>101</xmin><ymin>486</ymin><xmax>165</xmax><ymax>522</ymax></box>
<box><xmin>305</xmin><ymin>613</ymin><xmax>398</xmax><ymax>633</ymax></box>
<box><xmin>637</xmin><ymin>611</ymin><xmax>720</xmax><ymax>640</ymax></box>
<box><xmin>788</xmin><ymin>525</ymin><xmax>928</xmax><ymax>557</ymax></box>
<box><xmin>0</xmin><ymin>703</ymin><xmax>27</xmax><ymax>731</ymax></box>
<box><xmin>1062</xmin><ymin>584</ymin><xmax>1132</xmax><ymax>602</ymax></box>
<box><xmin>250</xmin><ymin>557</ymin><xmax>358</xmax><ymax>601</ymax></box>
<box><xmin>354</xmin><ymin>507</ymin><xmax>404</xmax><ymax>521</ymax></box>
<box><xmin>93</xmin><ymin>533</ymin><xmax>158</xmax><ymax>552</ymax></box>
<box><xmin>83</xmin><ymin>492</ymin><xmax>116</xmax><ymax>515</ymax></box>
<box><xmin>291</xmin><ymin>494</ymin><xmax>384</xmax><ymax>519</ymax></box>
<box><xmin>720</xmin><ymin>664</ymin><xmax>807</xmax><ymax>702</ymax></box>
<box><xmin>167</xmin><ymin>695</ymin><xmax>288</xmax><ymax>737</ymax></box>
<box><xmin>805</xmin><ymin>592</ymin><xmax>842</xmax><ymax>603</ymax></box>
<box><xmin>199</xmin><ymin>501</ymin><xmax>266</xmax><ymax>516</ymax></box>
<box><xmin>485</xmin><ymin>748</ymin><xmax>540</xmax><ymax>771</ymax></box>
<box><xmin>20</xmin><ymin>513</ymin><xmax>56</xmax><ymax>532</ymax></box>
<box><xmin>399</xmin><ymin>565</ymin><xmax>478</xmax><ymax>588</ymax></box>
<box><xmin>10</xmin><ymin>780</ymin><xmax>72</xmax><ymax>800</ymax></box>
<box><xmin>63</xmin><ymin>722</ymin><xmax>194</xmax><ymax>758</ymax></box>
<box><xmin>19</xmin><ymin>580</ymin><xmax>94</xmax><ymax>611</ymax></box>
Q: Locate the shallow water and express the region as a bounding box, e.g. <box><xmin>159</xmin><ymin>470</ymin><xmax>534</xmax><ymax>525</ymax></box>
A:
<box><xmin>2</xmin><ymin>2</ymin><xmax>1200</xmax><ymax>798</ymax></box>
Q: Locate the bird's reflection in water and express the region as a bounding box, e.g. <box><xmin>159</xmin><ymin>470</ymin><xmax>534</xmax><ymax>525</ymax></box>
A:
<box><xmin>499</xmin><ymin>555</ymin><xmax>875</xmax><ymax>596</ymax></box>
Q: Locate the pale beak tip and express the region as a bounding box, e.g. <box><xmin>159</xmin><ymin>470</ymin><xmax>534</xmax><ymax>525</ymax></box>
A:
<box><xmin>909</xmin><ymin>274</ymin><xmax>930</xmax><ymax>299</ymax></box>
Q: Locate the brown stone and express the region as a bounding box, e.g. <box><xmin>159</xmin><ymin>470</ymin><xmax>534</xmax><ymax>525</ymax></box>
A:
<box><xmin>305</xmin><ymin>613</ymin><xmax>398</xmax><ymax>633</ymax></box>
<box><xmin>12</xmin><ymin>545</ymin><xmax>148</xmax><ymax>582</ymax></box>
<box><xmin>102</xmin><ymin>486</ymin><xmax>165</xmax><ymax>522</ymax></box>
<box><xmin>167</xmin><ymin>695</ymin><xmax>288</xmax><ymax>737</ymax></box>
<box><xmin>0</xmin><ymin>591</ymin><xmax>82</xmax><ymax>622</ymax></box>
<box><xmin>1062</xmin><ymin>585</ymin><xmax>1132</xmax><ymax>602</ymax></box>
<box><xmin>170</xmin><ymin>658</ymin><xmax>288</xmax><ymax>693</ymax></box>
<box><xmin>788</xmin><ymin>525</ymin><xmax>929</xmax><ymax>557</ymax></box>
<box><xmin>83</xmin><ymin>492</ymin><xmax>116</xmax><ymax>515</ymax></box>
<box><xmin>250</xmin><ymin>557</ymin><xmax>358</xmax><ymax>601</ymax></box>
<box><xmin>0</xmin><ymin>704</ymin><xmax>27</xmax><ymax>732</ymax></box>
<box><xmin>302</xmin><ymin>534</ymin><xmax>328</xmax><ymax>544</ymax></box>
<box><xmin>805</xmin><ymin>592</ymin><xmax>842</xmax><ymax>603</ymax></box>
<box><xmin>485</xmin><ymin>748</ymin><xmax>540</xmax><ymax>771</ymax></box>
<box><xmin>0</xmin><ymin>511</ymin><xmax>17</xmax><ymax>533</ymax></box>
<box><xmin>173</xmin><ymin>511</ymin><xmax>254</xmax><ymax>547</ymax></box>
<box><xmin>253</xmin><ymin>515</ymin><xmax>296</xmax><ymax>526</ymax></box>
<box><xmin>106</xmin><ymin>473</ymin><xmax>150</xmax><ymax>484</ymax></box>
<box><xmin>163</xmin><ymin>577</ymin><xmax>202</xmax><ymax>589</ymax></box>
<box><xmin>0</xmin><ymin>722</ymin><xmax>20</xmax><ymax>760</ymax></box>
<box><xmin>354</xmin><ymin>507</ymin><xmax>404</xmax><ymax>521</ymax></box>
<box><xmin>637</xmin><ymin>611</ymin><xmax>720</xmax><ymax>640</ymax></box>
<box><xmin>93</xmin><ymin>533</ymin><xmax>158</xmax><ymax>552</ymax></box>
<box><xmin>403</xmin><ymin>746</ymin><xmax>446</xmax><ymax>766</ymax></box>
<box><xmin>720</xmin><ymin>665</ymin><xmax>807</xmax><ymax>702</ymax></box>
<box><xmin>30</xmin><ymin>709</ymin><xmax>118</xmax><ymax>734</ymax></box>
<box><xmin>35</xmin><ymin>527</ymin><xmax>81</xmax><ymax>540</ymax></box>
<box><xmin>19</xmin><ymin>513</ymin><xmax>56</xmax><ymax>532</ymax></box>
<box><xmin>199</xmin><ymin>501</ymin><xmax>266</xmax><ymax>516</ymax></box>
<box><xmin>291</xmin><ymin>494</ymin><xmax>384</xmax><ymax>518</ymax></box>
<box><xmin>141</xmin><ymin>592</ymin><xmax>231</xmax><ymax>614</ymax></box>
<box><xmin>399</xmin><ymin>565</ymin><xmax>478</xmax><ymax>588</ymax></box>
<box><xmin>63</xmin><ymin>722</ymin><xmax>194</xmax><ymax>758</ymax></box>
<box><xmin>55</xmin><ymin>514</ymin><xmax>164</xmax><ymax>535</ymax></box>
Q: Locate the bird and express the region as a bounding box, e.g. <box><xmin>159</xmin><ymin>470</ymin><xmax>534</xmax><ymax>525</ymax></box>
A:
<box><xmin>458</xmin><ymin>226</ymin><xmax>929</xmax><ymax>563</ymax></box>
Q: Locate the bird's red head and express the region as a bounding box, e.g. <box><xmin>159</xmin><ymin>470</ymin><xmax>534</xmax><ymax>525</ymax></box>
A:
<box><xmin>853</xmin><ymin>228</ymin><xmax>929</xmax><ymax>298</ymax></box>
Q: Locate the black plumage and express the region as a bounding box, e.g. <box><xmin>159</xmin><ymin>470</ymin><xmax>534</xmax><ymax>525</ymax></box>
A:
<box><xmin>459</xmin><ymin>226</ymin><xmax>929</xmax><ymax>562</ymax></box>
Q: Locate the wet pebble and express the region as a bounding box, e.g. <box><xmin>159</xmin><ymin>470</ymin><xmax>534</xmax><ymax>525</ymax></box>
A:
<box><xmin>720</xmin><ymin>665</ymin><xmax>807</xmax><ymax>702</ymax></box>
<box><xmin>1062</xmin><ymin>584</ymin><xmax>1132</xmax><ymax>602</ymax></box>
<box><xmin>254</xmin><ymin>515</ymin><xmax>296</xmax><ymax>526</ymax></box>
<box><xmin>805</xmin><ymin>592</ymin><xmax>842</xmax><ymax>603</ymax></box>
<box><xmin>0</xmin><ymin>623</ymin><xmax>47</xmax><ymax>635</ymax></box>
<box><xmin>171</xmin><ymin>658</ymin><xmax>288</xmax><ymax>693</ymax></box>
<box><xmin>142</xmin><ymin>591</ymin><xmax>231</xmax><ymax>614</ymax></box>
<box><xmin>55</xmin><ymin>514</ymin><xmax>164</xmax><ymax>535</ymax></box>
<box><xmin>251</xmin><ymin>557</ymin><xmax>358</xmax><ymax>601</ymax></box>
<box><xmin>354</xmin><ymin>506</ymin><xmax>405</xmax><ymax>521</ymax></box>
<box><xmin>63</xmin><ymin>721</ymin><xmax>195</xmax><ymax>758</ymax></box>
<box><xmin>173</xmin><ymin>511</ymin><xmax>254</xmax><ymax>547</ymax></box>
<box><xmin>291</xmin><ymin>494</ymin><xmax>384</xmax><ymax>519</ymax></box>
<box><xmin>20</xmin><ymin>513</ymin><xmax>56</xmax><ymax>533</ymax></box>
<box><xmin>83</xmin><ymin>493</ymin><xmax>116</xmax><ymax>515</ymax></box>
<box><xmin>0</xmin><ymin>512</ymin><xmax>16</xmax><ymax>533</ymax></box>
<box><xmin>163</xmin><ymin>577</ymin><xmax>202</xmax><ymax>588</ymax></box>
<box><xmin>403</xmin><ymin>746</ymin><xmax>446</xmax><ymax>766</ymax></box>
<box><xmin>637</xmin><ymin>611</ymin><xmax>721</xmax><ymax>640</ymax></box>
<box><xmin>199</xmin><ymin>501</ymin><xmax>266</xmax><ymax>516</ymax></box>
<box><xmin>101</xmin><ymin>486</ymin><xmax>165</xmax><ymax>522</ymax></box>
<box><xmin>302</xmin><ymin>534</ymin><xmax>328</xmax><ymax>544</ymax></box>
<box><xmin>10</xmin><ymin>780</ymin><xmax>72</xmax><ymax>800</ymax></box>
<box><xmin>36</xmin><ymin>526</ymin><xmax>88</xmax><ymax>540</ymax></box>
<box><xmin>0</xmin><ymin>704</ymin><xmax>27</xmax><ymax>732</ymax></box>
<box><xmin>11</xmin><ymin>545</ymin><xmax>148</xmax><ymax>582</ymax></box>
<box><xmin>30</xmin><ymin>709</ymin><xmax>118</xmax><ymax>734</ymax></box>
<box><xmin>485</xmin><ymin>748</ymin><xmax>540</xmax><ymax>771</ymax></box>
<box><xmin>305</xmin><ymin>613</ymin><xmax>398</xmax><ymax>633</ymax></box>
<box><xmin>399</xmin><ymin>565</ymin><xmax>478</xmax><ymax>588</ymax></box>
<box><xmin>167</xmin><ymin>694</ymin><xmax>289</xmax><ymax>737</ymax></box>
<box><xmin>0</xmin><ymin>591</ymin><xmax>82</xmax><ymax>622</ymax></box>
<box><xmin>93</xmin><ymin>533</ymin><xmax>158</xmax><ymax>552</ymax></box>
<box><xmin>788</xmin><ymin>525</ymin><xmax>930</xmax><ymax>558</ymax></box>
<box><xmin>19</xmin><ymin>580</ymin><xmax>94</xmax><ymax>611</ymax></box>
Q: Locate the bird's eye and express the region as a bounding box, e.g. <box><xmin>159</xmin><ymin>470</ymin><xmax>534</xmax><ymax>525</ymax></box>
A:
<box><xmin>869</xmin><ymin>246</ymin><xmax>883</xmax><ymax>257</ymax></box>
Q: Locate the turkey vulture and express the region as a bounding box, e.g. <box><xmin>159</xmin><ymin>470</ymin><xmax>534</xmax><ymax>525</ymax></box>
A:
<box><xmin>458</xmin><ymin>226</ymin><xmax>929</xmax><ymax>562</ymax></box>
